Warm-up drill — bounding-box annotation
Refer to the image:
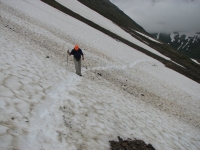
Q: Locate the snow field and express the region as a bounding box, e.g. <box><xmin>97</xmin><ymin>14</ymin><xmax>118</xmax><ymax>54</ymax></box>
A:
<box><xmin>0</xmin><ymin>0</ymin><xmax>200</xmax><ymax>150</ymax></box>
<box><xmin>56</xmin><ymin>0</ymin><xmax>170</xmax><ymax>60</ymax></box>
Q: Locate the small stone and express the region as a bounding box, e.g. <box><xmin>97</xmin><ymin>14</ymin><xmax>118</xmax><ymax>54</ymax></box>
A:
<box><xmin>97</xmin><ymin>73</ymin><xmax>102</xmax><ymax>76</ymax></box>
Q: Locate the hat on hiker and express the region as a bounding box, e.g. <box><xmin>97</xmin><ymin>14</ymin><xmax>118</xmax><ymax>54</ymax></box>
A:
<box><xmin>74</xmin><ymin>44</ymin><xmax>79</xmax><ymax>51</ymax></box>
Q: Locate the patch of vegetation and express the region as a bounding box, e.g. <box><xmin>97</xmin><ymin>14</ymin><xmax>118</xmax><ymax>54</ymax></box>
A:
<box><xmin>41</xmin><ymin>0</ymin><xmax>200</xmax><ymax>83</ymax></box>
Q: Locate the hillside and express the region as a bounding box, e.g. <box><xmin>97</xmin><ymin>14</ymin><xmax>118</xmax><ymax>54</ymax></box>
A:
<box><xmin>0</xmin><ymin>0</ymin><xmax>200</xmax><ymax>150</ymax></box>
<box><xmin>77</xmin><ymin>0</ymin><xmax>147</xmax><ymax>34</ymax></box>
<box><xmin>41</xmin><ymin>0</ymin><xmax>200</xmax><ymax>83</ymax></box>
<box><xmin>151</xmin><ymin>32</ymin><xmax>200</xmax><ymax>61</ymax></box>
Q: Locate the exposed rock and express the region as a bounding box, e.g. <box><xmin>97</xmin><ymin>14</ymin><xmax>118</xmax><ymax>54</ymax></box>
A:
<box><xmin>109</xmin><ymin>136</ymin><xmax>155</xmax><ymax>150</ymax></box>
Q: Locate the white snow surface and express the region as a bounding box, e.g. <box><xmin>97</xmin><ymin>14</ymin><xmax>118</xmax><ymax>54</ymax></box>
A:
<box><xmin>170</xmin><ymin>32</ymin><xmax>178</xmax><ymax>42</ymax></box>
<box><xmin>182</xmin><ymin>41</ymin><xmax>189</xmax><ymax>49</ymax></box>
<box><xmin>156</xmin><ymin>33</ymin><xmax>160</xmax><ymax>39</ymax></box>
<box><xmin>56</xmin><ymin>0</ymin><xmax>170</xmax><ymax>60</ymax></box>
<box><xmin>191</xmin><ymin>59</ymin><xmax>200</xmax><ymax>65</ymax></box>
<box><xmin>134</xmin><ymin>31</ymin><xmax>161</xmax><ymax>43</ymax></box>
<box><xmin>178</xmin><ymin>42</ymin><xmax>184</xmax><ymax>50</ymax></box>
<box><xmin>0</xmin><ymin>0</ymin><xmax>200</xmax><ymax>150</ymax></box>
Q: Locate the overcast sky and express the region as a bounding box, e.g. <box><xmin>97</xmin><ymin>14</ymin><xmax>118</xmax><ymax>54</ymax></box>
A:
<box><xmin>110</xmin><ymin>0</ymin><xmax>200</xmax><ymax>33</ymax></box>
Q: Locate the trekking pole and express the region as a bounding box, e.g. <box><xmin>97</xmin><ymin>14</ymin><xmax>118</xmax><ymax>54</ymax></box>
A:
<box><xmin>67</xmin><ymin>50</ymin><xmax>69</xmax><ymax>69</ymax></box>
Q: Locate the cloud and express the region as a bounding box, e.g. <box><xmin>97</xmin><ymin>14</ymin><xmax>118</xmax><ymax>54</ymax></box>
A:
<box><xmin>110</xmin><ymin>0</ymin><xmax>200</xmax><ymax>33</ymax></box>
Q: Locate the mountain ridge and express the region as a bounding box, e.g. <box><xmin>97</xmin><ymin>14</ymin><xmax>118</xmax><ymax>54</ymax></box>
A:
<box><xmin>77</xmin><ymin>0</ymin><xmax>148</xmax><ymax>35</ymax></box>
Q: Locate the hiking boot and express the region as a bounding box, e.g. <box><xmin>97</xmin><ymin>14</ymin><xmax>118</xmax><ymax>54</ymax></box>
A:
<box><xmin>76</xmin><ymin>73</ymin><xmax>82</xmax><ymax>76</ymax></box>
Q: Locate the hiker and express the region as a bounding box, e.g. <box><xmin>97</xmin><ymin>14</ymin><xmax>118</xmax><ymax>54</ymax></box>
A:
<box><xmin>67</xmin><ymin>45</ymin><xmax>84</xmax><ymax>76</ymax></box>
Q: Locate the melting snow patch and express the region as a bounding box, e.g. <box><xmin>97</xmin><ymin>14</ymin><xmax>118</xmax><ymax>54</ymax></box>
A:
<box><xmin>191</xmin><ymin>59</ymin><xmax>200</xmax><ymax>65</ymax></box>
<box><xmin>156</xmin><ymin>33</ymin><xmax>160</xmax><ymax>39</ymax></box>
<box><xmin>177</xmin><ymin>42</ymin><xmax>184</xmax><ymax>50</ymax></box>
<box><xmin>135</xmin><ymin>31</ymin><xmax>161</xmax><ymax>43</ymax></box>
<box><xmin>171</xmin><ymin>60</ymin><xmax>185</xmax><ymax>68</ymax></box>
<box><xmin>170</xmin><ymin>33</ymin><xmax>177</xmax><ymax>42</ymax></box>
<box><xmin>182</xmin><ymin>42</ymin><xmax>189</xmax><ymax>49</ymax></box>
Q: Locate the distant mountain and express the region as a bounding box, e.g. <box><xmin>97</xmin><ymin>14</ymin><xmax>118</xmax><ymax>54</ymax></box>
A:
<box><xmin>151</xmin><ymin>32</ymin><xmax>200</xmax><ymax>61</ymax></box>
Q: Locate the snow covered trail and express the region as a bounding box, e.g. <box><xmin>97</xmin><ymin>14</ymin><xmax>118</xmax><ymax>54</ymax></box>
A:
<box><xmin>82</xmin><ymin>60</ymin><xmax>156</xmax><ymax>72</ymax></box>
<box><xmin>25</xmin><ymin>74</ymin><xmax>82</xmax><ymax>150</ymax></box>
<box><xmin>0</xmin><ymin>0</ymin><xmax>200</xmax><ymax>150</ymax></box>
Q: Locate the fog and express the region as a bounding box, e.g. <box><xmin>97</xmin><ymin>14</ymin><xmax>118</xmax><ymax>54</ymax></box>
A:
<box><xmin>110</xmin><ymin>0</ymin><xmax>200</xmax><ymax>33</ymax></box>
